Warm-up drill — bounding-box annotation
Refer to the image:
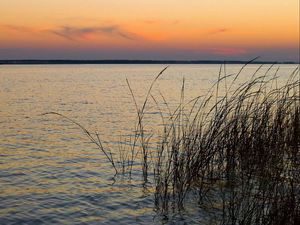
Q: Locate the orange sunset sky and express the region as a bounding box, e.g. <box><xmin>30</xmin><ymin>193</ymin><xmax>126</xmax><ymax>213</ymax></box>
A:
<box><xmin>0</xmin><ymin>0</ymin><xmax>299</xmax><ymax>61</ymax></box>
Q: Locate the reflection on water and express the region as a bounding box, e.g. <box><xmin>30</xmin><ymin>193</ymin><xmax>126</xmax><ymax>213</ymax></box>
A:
<box><xmin>0</xmin><ymin>64</ymin><xmax>297</xmax><ymax>224</ymax></box>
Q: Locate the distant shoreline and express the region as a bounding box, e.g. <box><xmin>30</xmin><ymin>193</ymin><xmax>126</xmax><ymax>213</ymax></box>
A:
<box><xmin>0</xmin><ymin>60</ymin><xmax>298</xmax><ymax>65</ymax></box>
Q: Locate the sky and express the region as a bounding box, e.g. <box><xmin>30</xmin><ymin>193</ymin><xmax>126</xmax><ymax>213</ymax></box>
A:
<box><xmin>0</xmin><ymin>0</ymin><xmax>299</xmax><ymax>61</ymax></box>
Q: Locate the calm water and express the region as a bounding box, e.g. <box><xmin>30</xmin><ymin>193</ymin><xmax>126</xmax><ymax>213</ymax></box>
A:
<box><xmin>0</xmin><ymin>64</ymin><xmax>298</xmax><ymax>224</ymax></box>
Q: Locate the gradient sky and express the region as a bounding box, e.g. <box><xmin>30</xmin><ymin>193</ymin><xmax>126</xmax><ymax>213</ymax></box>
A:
<box><xmin>0</xmin><ymin>0</ymin><xmax>299</xmax><ymax>61</ymax></box>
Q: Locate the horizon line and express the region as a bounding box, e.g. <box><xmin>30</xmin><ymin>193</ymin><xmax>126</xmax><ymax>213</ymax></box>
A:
<box><xmin>0</xmin><ymin>59</ymin><xmax>299</xmax><ymax>65</ymax></box>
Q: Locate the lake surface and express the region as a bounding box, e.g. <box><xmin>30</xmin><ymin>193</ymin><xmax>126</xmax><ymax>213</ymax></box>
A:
<box><xmin>0</xmin><ymin>64</ymin><xmax>298</xmax><ymax>224</ymax></box>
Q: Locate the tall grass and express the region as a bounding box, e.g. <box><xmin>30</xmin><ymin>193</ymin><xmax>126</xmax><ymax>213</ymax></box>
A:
<box><xmin>149</xmin><ymin>64</ymin><xmax>299</xmax><ymax>224</ymax></box>
<box><xmin>45</xmin><ymin>62</ymin><xmax>300</xmax><ymax>224</ymax></box>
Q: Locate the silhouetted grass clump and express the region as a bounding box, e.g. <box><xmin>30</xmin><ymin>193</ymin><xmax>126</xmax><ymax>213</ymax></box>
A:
<box><xmin>46</xmin><ymin>62</ymin><xmax>299</xmax><ymax>224</ymax></box>
<box><xmin>148</xmin><ymin>64</ymin><xmax>300</xmax><ymax>224</ymax></box>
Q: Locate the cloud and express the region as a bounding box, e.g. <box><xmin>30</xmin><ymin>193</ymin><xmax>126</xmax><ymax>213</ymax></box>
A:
<box><xmin>209</xmin><ymin>28</ymin><xmax>230</xmax><ymax>35</ymax></box>
<box><xmin>2</xmin><ymin>24</ymin><xmax>138</xmax><ymax>41</ymax></box>
<box><xmin>2</xmin><ymin>25</ymin><xmax>36</xmax><ymax>33</ymax></box>
<box><xmin>49</xmin><ymin>25</ymin><xmax>138</xmax><ymax>41</ymax></box>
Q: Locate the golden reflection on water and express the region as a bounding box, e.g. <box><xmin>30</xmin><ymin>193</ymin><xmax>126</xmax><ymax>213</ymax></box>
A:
<box><xmin>0</xmin><ymin>64</ymin><xmax>297</xmax><ymax>224</ymax></box>
<box><xmin>1</xmin><ymin>183</ymin><xmax>131</xmax><ymax>196</ymax></box>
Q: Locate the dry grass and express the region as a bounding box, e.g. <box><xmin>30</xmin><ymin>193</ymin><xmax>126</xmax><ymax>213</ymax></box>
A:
<box><xmin>46</xmin><ymin>62</ymin><xmax>300</xmax><ymax>224</ymax></box>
